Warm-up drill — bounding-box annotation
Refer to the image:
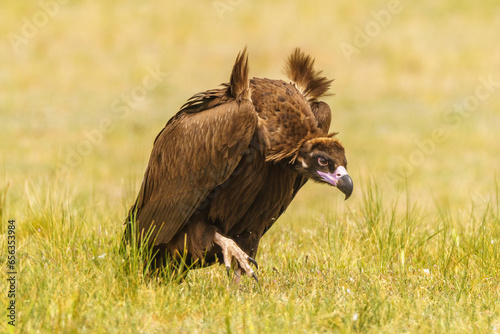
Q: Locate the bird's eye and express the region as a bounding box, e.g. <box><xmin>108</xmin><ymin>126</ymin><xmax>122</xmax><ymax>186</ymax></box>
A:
<box><xmin>317</xmin><ymin>157</ymin><xmax>328</xmax><ymax>167</ymax></box>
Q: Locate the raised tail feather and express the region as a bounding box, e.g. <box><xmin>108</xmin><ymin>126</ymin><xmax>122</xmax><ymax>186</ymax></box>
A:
<box><xmin>285</xmin><ymin>48</ymin><xmax>333</xmax><ymax>101</ymax></box>
<box><xmin>230</xmin><ymin>47</ymin><xmax>251</xmax><ymax>102</ymax></box>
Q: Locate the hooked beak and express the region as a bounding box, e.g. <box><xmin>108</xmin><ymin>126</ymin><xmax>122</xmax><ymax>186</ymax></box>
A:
<box><xmin>317</xmin><ymin>166</ymin><xmax>353</xmax><ymax>200</ymax></box>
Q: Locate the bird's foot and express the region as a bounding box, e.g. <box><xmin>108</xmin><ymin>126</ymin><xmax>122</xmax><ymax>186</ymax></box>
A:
<box><xmin>232</xmin><ymin>268</ymin><xmax>242</xmax><ymax>285</ymax></box>
<box><xmin>214</xmin><ymin>232</ymin><xmax>258</xmax><ymax>282</ymax></box>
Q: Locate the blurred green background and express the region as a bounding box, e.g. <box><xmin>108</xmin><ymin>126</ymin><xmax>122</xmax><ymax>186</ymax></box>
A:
<box><xmin>2</xmin><ymin>0</ymin><xmax>499</xmax><ymax>215</ymax></box>
<box><xmin>1</xmin><ymin>1</ymin><xmax>500</xmax><ymax>332</ymax></box>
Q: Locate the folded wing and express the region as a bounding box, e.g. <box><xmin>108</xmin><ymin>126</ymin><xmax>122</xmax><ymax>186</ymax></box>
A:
<box><xmin>128</xmin><ymin>49</ymin><xmax>257</xmax><ymax>246</ymax></box>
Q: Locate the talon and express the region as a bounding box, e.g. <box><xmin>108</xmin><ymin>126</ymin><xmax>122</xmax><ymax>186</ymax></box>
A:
<box><xmin>214</xmin><ymin>232</ymin><xmax>259</xmax><ymax>283</ymax></box>
<box><xmin>235</xmin><ymin>270</ymin><xmax>240</xmax><ymax>277</ymax></box>
<box><xmin>226</xmin><ymin>266</ymin><xmax>231</xmax><ymax>277</ymax></box>
<box><xmin>252</xmin><ymin>273</ymin><xmax>259</xmax><ymax>283</ymax></box>
<box><xmin>248</xmin><ymin>256</ymin><xmax>258</xmax><ymax>269</ymax></box>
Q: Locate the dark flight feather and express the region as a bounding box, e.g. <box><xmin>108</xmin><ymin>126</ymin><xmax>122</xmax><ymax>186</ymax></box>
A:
<box><xmin>128</xmin><ymin>49</ymin><xmax>257</xmax><ymax>246</ymax></box>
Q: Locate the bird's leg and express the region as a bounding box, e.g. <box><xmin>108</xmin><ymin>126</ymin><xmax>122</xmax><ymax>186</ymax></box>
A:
<box><xmin>214</xmin><ymin>232</ymin><xmax>258</xmax><ymax>282</ymax></box>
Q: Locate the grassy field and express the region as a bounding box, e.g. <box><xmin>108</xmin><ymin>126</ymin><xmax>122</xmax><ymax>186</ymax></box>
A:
<box><xmin>1</xmin><ymin>0</ymin><xmax>500</xmax><ymax>332</ymax></box>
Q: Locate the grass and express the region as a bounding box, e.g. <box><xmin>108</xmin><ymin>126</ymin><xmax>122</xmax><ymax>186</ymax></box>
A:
<box><xmin>1</xmin><ymin>0</ymin><xmax>500</xmax><ymax>332</ymax></box>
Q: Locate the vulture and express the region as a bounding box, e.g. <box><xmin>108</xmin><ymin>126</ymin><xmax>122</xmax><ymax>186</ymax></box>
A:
<box><xmin>124</xmin><ymin>48</ymin><xmax>353</xmax><ymax>282</ymax></box>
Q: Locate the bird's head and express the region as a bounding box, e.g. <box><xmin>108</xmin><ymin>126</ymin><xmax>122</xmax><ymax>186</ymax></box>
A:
<box><xmin>294</xmin><ymin>136</ymin><xmax>353</xmax><ymax>200</ymax></box>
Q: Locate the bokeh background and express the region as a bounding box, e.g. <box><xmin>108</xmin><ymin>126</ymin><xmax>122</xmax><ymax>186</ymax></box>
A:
<box><xmin>3</xmin><ymin>1</ymin><xmax>500</xmax><ymax>212</ymax></box>
<box><xmin>1</xmin><ymin>0</ymin><xmax>500</xmax><ymax>332</ymax></box>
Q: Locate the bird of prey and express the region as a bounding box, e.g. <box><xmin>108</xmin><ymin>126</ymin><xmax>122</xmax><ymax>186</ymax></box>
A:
<box><xmin>124</xmin><ymin>48</ymin><xmax>353</xmax><ymax>282</ymax></box>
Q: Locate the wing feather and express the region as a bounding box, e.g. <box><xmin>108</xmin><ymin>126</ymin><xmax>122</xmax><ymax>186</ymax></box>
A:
<box><xmin>131</xmin><ymin>99</ymin><xmax>257</xmax><ymax>245</ymax></box>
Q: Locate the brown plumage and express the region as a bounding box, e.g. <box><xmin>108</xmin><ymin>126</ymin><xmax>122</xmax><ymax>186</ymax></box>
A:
<box><xmin>124</xmin><ymin>48</ymin><xmax>353</xmax><ymax>281</ymax></box>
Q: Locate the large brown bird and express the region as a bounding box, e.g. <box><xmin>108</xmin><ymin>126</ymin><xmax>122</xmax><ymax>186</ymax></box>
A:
<box><xmin>124</xmin><ymin>48</ymin><xmax>353</xmax><ymax>282</ymax></box>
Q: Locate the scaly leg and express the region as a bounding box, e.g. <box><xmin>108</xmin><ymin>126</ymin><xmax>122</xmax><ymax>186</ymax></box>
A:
<box><xmin>214</xmin><ymin>232</ymin><xmax>258</xmax><ymax>282</ymax></box>
<box><xmin>233</xmin><ymin>268</ymin><xmax>243</xmax><ymax>285</ymax></box>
